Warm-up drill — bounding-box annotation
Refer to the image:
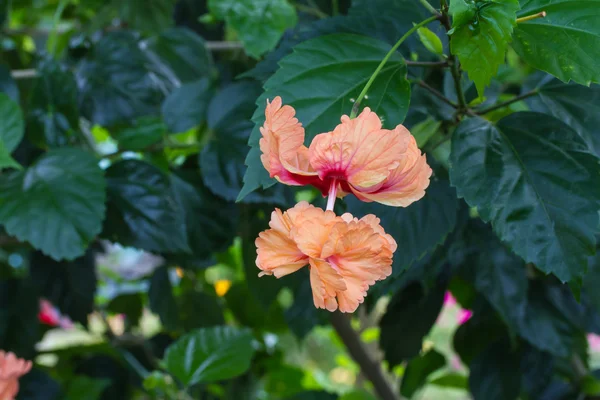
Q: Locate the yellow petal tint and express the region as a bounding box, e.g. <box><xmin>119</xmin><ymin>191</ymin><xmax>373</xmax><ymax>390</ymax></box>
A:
<box><xmin>0</xmin><ymin>351</ymin><xmax>32</xmax><ymax>400</ymax></box>
<box><xmin>259</xmin><ymin>97</ymin><xmax>432</xmax><ymax>207</ymax></box>
<box><xmin>256</xmin><ymin>202</ymin><xmax>396</xmax><ymax>313</ymax></box>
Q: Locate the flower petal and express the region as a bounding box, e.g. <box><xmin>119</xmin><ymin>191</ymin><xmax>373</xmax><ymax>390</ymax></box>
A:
<box><xmin>291</xmin><ymin>207</ymin><xmax>338</xmax><ymax>259</ymax></box>
<box><xmin>352</xmin><ymin>134</ymin><xmax>432</xmax><ymax>207</ymax></box>
<box><xmin>309</xmin><ymin>108</ymin><xmax>408</xmax><ymax>188</ymax></box>
<box><xmin>309</xmin><ymin>258</ymin><xmax>346</xmax><ymax>312</ymax></box>
<box><xmin>259</xmin><ymin>97</ymin><xmax>319</xmax><ymax>186</ymax></box>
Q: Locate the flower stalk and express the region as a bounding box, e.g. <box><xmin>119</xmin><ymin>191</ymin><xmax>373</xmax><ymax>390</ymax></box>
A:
<box><xmin>516</xmin><ymin>11</ymin><xmax>547</xmax><ymax>24</ymax></box>
<box><xmin>326</xmin><ymin>178</ymin><xmax>338</xmax><ymax>211</ymax></box>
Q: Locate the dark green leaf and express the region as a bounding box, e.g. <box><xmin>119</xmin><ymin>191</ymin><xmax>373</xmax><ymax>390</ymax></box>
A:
<box><xmin>208</xmin><ymin>0</ymin><xmax>297</xmax><ymax>58</ymax></box>
<box><xmin>346</xmin><ymin>179</ymin><xmax>458</xmax><ymax>277</ymax></box>
<box><xmin>103</xmin><ymin>160</ymin><xmax>190</xmax><ymax>254</ymax></box>
<box><xmin>0</xmin><ymin>93</ymin><xmax>23</xmax><ymax>153</ymax></box>
<box><xmin>201</xmin><ymin>81</ymin><xmax>263</xmax><ymax>202</ymax></box>
<box><xmin>115</xmin><ymin>0</ymin><xmax>173</xmax><ymax>33</ymax></box>
<box><xmin>0</xmin><ymin>141</ymin><xmax>22</xmax><ymax>170</ymax></box>
<box><xmin>107</xmin><ymin>293</ymin><xmax>143</xmax><ymax>326</ymax></box>
<box><xmin>30</xmin><ymin>251</ymin><xmax>97</xmax><ymax>326</ymax></box>
<box><xmin>450</xmin><ymin>0</ymin><xmax>520</xmax><ymax>95</ymax></box>
<box><xmin>0</xmin><ymin>278</ymin><xmax>40</xmax><ymax>358</ymax></box>
<box><xmin>240</xmin><ymin>33</ymin><xmax>411</xmax><ymax>200</ymax></box>
<box><xmin>163</xmin><ymin>326</ymin><xmax>255</xmax><ymax>386</ymax></box>
<box><xmin>162</xmin><ymin>79</ymin><xmax>212</xmax><ymax>133</ymax></box>
<box><xmin>429</xmin><ymin>373</ymin><xmax>468</xmax><ymax>389</ymax></box>
<box><xmin>453</xmin><ymin>304</ymin><xmax>506</xmax><ymax>366</ymax></box>
<box><xmin>178</xmin><ymin>289</ymin><xmax>224</xmax><ymax>331</ymax></box>
<box><xmin>149</xmin><ymin>266</ymin><xmax>180</xmax><ymax>331</ymax></box>
<box><xmin>77</xmin><ymin>32</ymin><xmax>165</xmax><ymax>126</ymax></box>
<box><xmin>18</xmin><ymin>368</ymin><xmax>63</xmax><ymax>400</ymax></box>
<box><xmin>65</xmin><ymin>376</ymin><xmax>110</xmax><ymax>400</ymax></box>
<box><xmin>520</xmin><ymin>345</ymin><xmax>554</xmax><ymax>397</ymax></box>
<box><xmin>523</xmin><ymin>73</ymin><xmax>600</xmax><ymax>155</ymax></box>
<box><xmin>28</xmin><ymin>59</ymin><xmax>79</xmax><ymax>147</ymax></box>
<box><xmin>380</xmin><ymin>279</ymin><xmax>446</xmax><ymax>367</ymax></box>
<box><xmin>113</xmin><ymin>116</ymin><xmax>165</xmax><ymax>151</ymax></box>
<box><xmin>513</xmin><ymin>0</ymin><xmax>600</xmax><ymax>86</ymax></box>
<box><xmin>0</xmin><ymin>64</ymin><xmax>19</xmax><ymax>102</ymax></box>
<box><xmin>285</xmin><ymin>392</ymin><xmax>337</xmax><ymax>400</ymax></box>
<box><xmin>400</xmin><ymin>349</ymin><xmax>446</xmax><ymax>398</ymax></box>
<box><xmin>225</xmin><ymin>283</ymin><xmax>287</xmax><ymax>332</ymax></box>
<box><xmin>169</xmin><ymin>172</ymin><xmax>236</xmax><ymax>263</ymax></box>
<box><xmin>142</xmin><ymin>28</ymin><xmax>213</xmax><ymax>85</ymax></box>
<box><xmin>0</xmin><ymin>148</ymin><xmax>106</xmax><ymax>260</ymax></box>
<box><xmin>449</xmin><ymin>114</ymin><xmax>600</xmax><ymax>282</ymax></box>
<box><xmin>284</xmin><ymin>271</ymin><xmax>327</xmax><ymax>338</ymax></box>
<box><xmin>469</xmin><ymin>340</ymin><xmax>520</xmax><ymax>400</ymax></box>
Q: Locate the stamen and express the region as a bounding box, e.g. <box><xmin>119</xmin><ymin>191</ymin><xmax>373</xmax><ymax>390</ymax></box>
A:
<box><xmin>326</xmin><ymin>178</ymin><xmax>338</xmax><ymax>211</ymax></box>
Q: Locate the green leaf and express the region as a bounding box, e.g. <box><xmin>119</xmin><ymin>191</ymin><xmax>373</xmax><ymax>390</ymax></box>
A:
<box><xmin>163</xmin><ymin>326</ymin><xmax>255</xmax><ymax>386</ymax></box>
<box><xmin>107</xmin><ymin>293</ymin><xmax>144</xmax><ymax>326</ymax></box>
<box><xmin>162</xmin><ymin>79</ymin><xmax>213</xmax><ymax>134</ymax></box>
<box><xmin>449</xmin><ymin>0</ymin><xmax>477</xmax><ymax>30</ymax></box>
<box><xmin>400</xmin><ymin>349</ymin><xmax>446</xmax><ymax>398</ymax></box>
<box><xmin>208</xmin><ymin>0</ymin><xmax>297</xmax><ymax>58</ymax></box>
<box><xmin>0</xmin><ymin>149</ymin><xmax>106</xmax><ymax>261</ymax></box>
<box><xmin>103</xmin><ymin>160</ymin><xmax>190</xmax><ymax>254</ymax></box>
<box><xmin>0</xmin><ymin>93</ymin><xmax>23</xmax><ymax>152</ymax></box>
<box><xmin>77</xmin><ymin>32</ymin><xmax>165</xmax><ymax>126</ymax></box>
<box><xmin>65</xmin><ymin>376</ymin><xmax>110</xmax><ymax>400</ymax></box>
<box><xmin>115</xmin><ymin>0</ymin><xmax>173</xmax><ymax>33</ymax></box>
<box><xmin>113</xmin><ymin>116</ymin><xmax>165</xmax><ymax>151</ymax></box>
<box><xmin>0</xmin><ymin>142</ymin><xmax>22</xmax><ymax>170</ymax></box>
<box><xmin>411</xmin><ymin>117</ymin><xmax>441</xmax><ymax>148</ymax></box>
<box><xmin>142</xmin><ymin>28</ymin><xmax>214</xmax><ymax>85</ymax></box>
<box><xmin>450</xmin><ymin>0</ymin><xmax>520</xmax><ymax>95</ymax></box>
<box><xmin>18</xmin><ymin>369</ymin><xmax>63</xmax><ymax>400</ymax></box>
<box><xmin>453</xmin><ymin>306</ymin><xmax>506</xmax><ymax>366</ymax></box>
<box><xmin>417</xmin><ymin>26</ymin><xmax>444</xmax><ymax>55</ymax></box>
<box><xmin>346</xmin><ymin>179</ymin><xmax>459</xmax><ymax>277</ymax></box>
<box><xmin>169</xmin><ymin>172</ymin><xmax>237</xmax><ymax>263</ymax></box>
<box><xmin>523</xmin><ymin>73</ymin><xmax>600</xmax><ymax>155</ymax></box>
<box><xmin>449</xmin><ymin>114</ymin><xmax>600</xmax><ymax>282</ymax></box>
<box><xmin>149</xmin><ymin>266</ymin><xmax>180</xmax><ymax>331</ymax></box>
<box><xmin>380</xmin><ymin>280</ymin><xmax>446</xmax><ymax>367</ymax></box>
<box><xmin>28</xmin><ymin>59</ymin><xmax>79</xmax><ymax>147</ymax></box>
<box><xmin>0</xmin><ymin>278</ymin><xmax>41</xmax><ymax>358</ymax></box>
<box><xmin>30</xmin><ymin>251</ymin><xmax>97</xmax><ymax>326</ymax></box>
<box><xmin>0</xmin><ymin>64</ymin><xmax>19</xmax><ymax>102</ymax></box>
<box><xmin>429</xmin><ymin>373</ymin><xmax>468</xmax><ymax>389</ymax></box>
<box><xmin>178</xmin><ymin>288</ymin><xmax>225</xmax><ymax>331</ymax></box>
<box><xmin>469</xmin><ymin>340</ymin><xmax>520</xmax><ymax>400</ymax></box>
<box><xmin>513</xmin><ymin>0</ymin><xmax>600</xmax><ymax>86</ymax></box>
<box><xmin>239</xmin><ymin>33</ymin><xmax>411</xmax><ymax>200</ymax></box>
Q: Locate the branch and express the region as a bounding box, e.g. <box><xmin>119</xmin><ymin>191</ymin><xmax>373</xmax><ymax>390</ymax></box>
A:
<box><xmin>438</xmin><ymin>9</ymin><xmax>469</xmax><ymax>112</ymax></box>
<box><xmin>405</xmin><ymin>60</ymin><xmax>448</xmax><ymax>68</ymax></box>
<box><xmin>476</xmin><ymin>90</ymin><xmax>538</xmax><ymax>115</ymax></box>
<box><xmin>330</xmin><ymin>312</ymin><xmax>399</xmax><ymax>400</ymax></box>
<box><xmin>417</xmin><ymin>80</ymin><xmax>458</xmax><ymax>108</ymax></box>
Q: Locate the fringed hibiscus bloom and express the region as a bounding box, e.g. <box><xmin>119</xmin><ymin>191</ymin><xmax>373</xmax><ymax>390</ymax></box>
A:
<box><xmin>0</xmin><ymin>351</ymin><xmax>31</xmax><ymax>400</ymax></box>
<box><xmin>260</xmin><ymin>97</ymin><xmax>432</xmax><ymax>207</ymax></box>
<box><xmin>256</xmin><ymin>202</ymin><xmax>396</xmax><ymax>313</ymax></box>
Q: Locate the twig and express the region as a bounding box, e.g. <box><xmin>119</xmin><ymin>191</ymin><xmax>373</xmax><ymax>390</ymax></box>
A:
<box><xmin>417</xmin><ymin>0</ymin><xmax>440</xmax><ymax>15</ymax></box>
<box><xmin>405</xmin><ymin>60</ymin><xmax>448</xmax><ymax>68</ymax></box>
<box><xmin>516</xmin><ymin>11</ymin><xmax>547</xmax><ymax>24</ymax></box>
<box><xmin>475</xmin><ymin>90</ymin><xmax>538</xmax><ymax>115</ymax></box>
<box><xmin>330</xmin><ymin>312</ymin><xmax>400</xmax><ymax>400</ymax></box>
<box><xmin>331</xmin><ymin>0</ymin><xmax>339</xmax><ymax>16</ymax></box>
<box><xmin>438</xmin><ymin>6</ymin><xmax>469</xmax><ymax>112</ymax></box>
<box><xmin>417</xmin><ymin>80</ymin><xmax>458</xmax><ymax>108</ymax></box>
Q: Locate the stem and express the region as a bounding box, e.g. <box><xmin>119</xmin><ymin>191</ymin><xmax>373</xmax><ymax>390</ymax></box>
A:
<box><xmin>48</xmin><ymin>0</ymin><xmax>70</xmax><ymax>56</ymax></box>
<box><xmin>350</xmin><ymin>15</ymin><xmax>439</xmax><ymax>119</ymax></box>
<box><xmin>417</xmin><ymin>80</ymin><xmax>458</xmax><ymax>108</ymax></box>
<box><xmin>326</xmin><ymin>179</ymin><xmax>338</xmax><ymax>211</ymax></box>
<box><xmin>476</xmin><ymin>90</ymin><xmax>538</xmax><ymax>115</ymax></box>
<box><xmin>330</xmin><ymin>312</ymin><xmax>399</xmax><ymax>400</ymax></box>
<box><xmin>439</xmin><ymin>10</ymin><xmax>468</xmax><ymax>111</ymax></box>
<box><xmin>295</xmin><ymin>3</ymin><xmax>328</xmax><ymax>19</ymax></box>
<box><xmin>417</xmin><ymin>0</ymin><xmax>439</xmax><ymax>15</ymax></box>
<box><xmin>405</xmin><ymin>60</ymin><xmax>448</xmax><ymax>68</ymax></box>
<box><xmin>516</xmin><ymin>11</ymin><xmax>547</xmax><ymax>23</ymax></box>
<box><xmin>332</xmin><ymin>0</ymin><xmax>339</xmax><ymax>16</ymax></box>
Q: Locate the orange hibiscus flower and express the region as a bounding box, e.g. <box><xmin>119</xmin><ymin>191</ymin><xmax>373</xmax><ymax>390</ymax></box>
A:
<box><xmin>259</xmin><ymin>97</ymin><xmax>432</xmax><ymax>208</ymax></box>
<box><xmin>0</xmin><ymin>351</ymin><xmax>32</xmax><ymax>400</ymax></box>
<box><xmin>256</xmin><ymin>202</ymin><xmax>396</xmax><ymax>313</ymax></box>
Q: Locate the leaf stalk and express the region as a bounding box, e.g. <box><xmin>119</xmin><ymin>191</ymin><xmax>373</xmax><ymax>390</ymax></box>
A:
<box><xmin>516</xmin><ymin>11</ymin><xmax>547</xmax><ymax>24</ymax></box>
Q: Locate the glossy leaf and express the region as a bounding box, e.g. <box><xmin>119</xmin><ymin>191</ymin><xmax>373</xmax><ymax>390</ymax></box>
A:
<box><xmin>513</xmin><ymin>0</ymin><xmax>600</xmax><ymax>86</ymax></box>
<box><xmin>469</xmin><ymin>340</ymin><xmax>520</xmax><ymax>400</ymax></box>
<box><xmin>0</xmin><ymin>149</ymin><xmax>106</xmax><ymax>260</ymax></box>
<box><xmin>239</xmin><ymin>33</ymin><xmax>411</xmax><ymax>200</ymax></box>
<box><xmin>346</xmin><ymin>179</ymin><xmax>459</xmax><ymax>276</ymax></box>
<box><xmin>523</xmin><ymin>73</ymin><xmax>600</xmax><ymax>155</ymax></box>
<box><xmin>115</xmin><ymin>0</ymin><xmax>173</xmax><ymax>33</ymax></box>
<box><xmin>450</xmin><ymin>0</ymin><xmax>520</xmax><ymax>95</ymax></box>
<box><xmin>400</xmin><ymin>349</ymin><xmax>446</xmax><ymax>398</ymax></box>
<box><xmin>103</xmin><ymin>160</ymin><xmax>190</xmax><ymax>254</ymax></box>
<box><xmin>450</xmin><ymin>114</ymin><xmax>600</xmax><ymax>282</ymax></box>
<box><xmin>380</xmin><ymin>280</ymin><xmax>446</xmax><ymax>367</ymax></box>
<box><xmin>208</xmin><ymin>0</ymin><xmax>297</xmax><ymax>58</ymax></box>
<box><xmin>0</xmin><ymin>93</ymin><xmax>23</xmax><ymax>152</ymax></box>
<box><xmin>113</xmin><ymin>116</ymin><xmax>165</xmax><ymax>151</ymax></box>
<box><xmin>162</xmin><ymin>79</ymin><xmax>213</xmax><ymax>133</ymax></box>
<box><xmin>163</xmin><ymin>326</ymin><xmax>254</xmax><ymax>386</ymax></box>
<box><xmin>149</xmin><ymin>266</ymin><xmax>180</xmax><ymax>331</ymax></box>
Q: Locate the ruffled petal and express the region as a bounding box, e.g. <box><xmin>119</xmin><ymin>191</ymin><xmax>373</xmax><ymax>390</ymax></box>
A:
<box><xmin>291</xmin><ymin>206</ymin><xmax>338</xmax><ymax>259</ymax></box>
<box><xmin>259</xmin><ymin>97</ymin><xmax>320</xmax><ymax>186</ymax></box>
<box><xmin>309</xmin><ymin>108</ymin><xmax>408</xmax><ymax>189</ymax></box>
<box><xmin>352</xmin><ymin>134</ymin><xmax>432</xmax><ymax>207</ymax></box>
<box><xmin>309</xmin><ymin>258</ymin><xmax>346</xmax><ymax>312</ymax></box>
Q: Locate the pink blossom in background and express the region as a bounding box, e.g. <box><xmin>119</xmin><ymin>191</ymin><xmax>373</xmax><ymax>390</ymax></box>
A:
<box><xmin>444</xmin><ymin>292</ymin><xmax>457</xmax><ymax>307</ymax></box>
<box><xmin>588</xmin><ymin>333</ymin><xmax>600</xmax><ymax>352</ymax></box>
<box><xmin>0</xmin><ymin>351</ymin><xmax>31</xmax><ymax>400</ymax></box>
<box><xmin>458</xmin><ymin>309</ymin><xmax>473</xmax><ymax>325</ymax></box>
<box><xmin>38</xmin><ymin>299</ymin><xmax>74</xmax><ymax>329</ymax></box>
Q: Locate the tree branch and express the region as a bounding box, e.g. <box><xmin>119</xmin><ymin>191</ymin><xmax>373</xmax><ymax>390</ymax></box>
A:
<box><xmin>475</xmin><ymin>90</ymin><xmax>539</xmax><ymax>115</ymax></box>
<box><xmin>405</xmin><ymin>60</ymin><xmax>448</xmax><ymax>68</ymax></box>
<box><xmin>330</xmin><ymin>312</ymin><xmax>399</xmax><ymax>400</ymax></box>
<box><xmin>438</xmin><ymin>7</ymin><xmax>469</xmax><ymax>112</ymax></box>
<box><xmin>417</xmin><ymin>80</ymin><xmax>458</xmax><ymax>108</ymax></box>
